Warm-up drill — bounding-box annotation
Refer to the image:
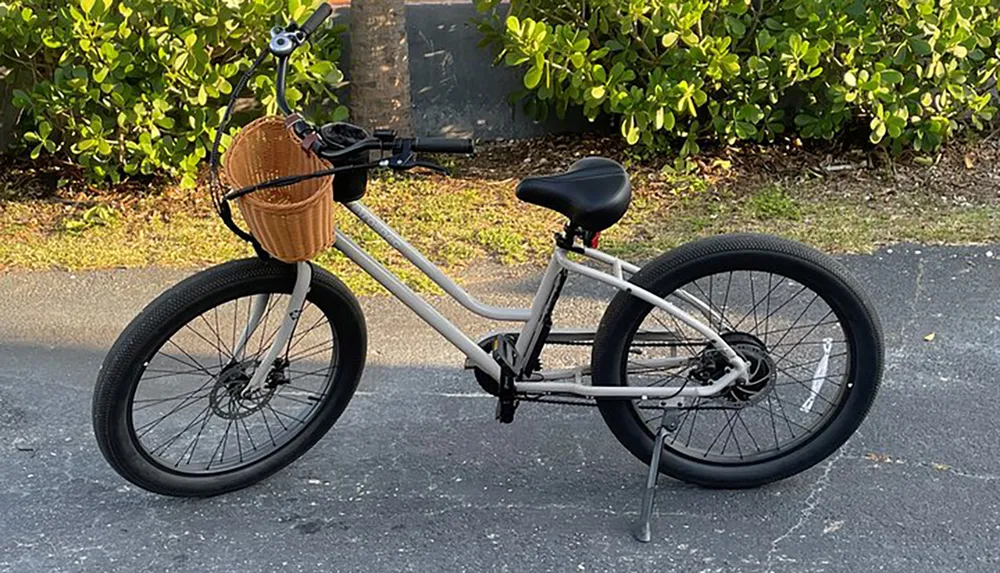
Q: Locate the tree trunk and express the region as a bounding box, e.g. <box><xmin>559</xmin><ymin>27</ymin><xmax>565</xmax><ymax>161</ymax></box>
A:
<box><xmin>349</xmin><ymin>0</ymin><xmax>413</xmax><ymax>135</ymax></box>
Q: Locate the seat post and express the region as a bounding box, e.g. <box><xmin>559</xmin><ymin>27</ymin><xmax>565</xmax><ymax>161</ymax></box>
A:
<box><xmin>556</xmin><ymin>224</ymin><xmax>582</xmax><ymax>250</ymax></box>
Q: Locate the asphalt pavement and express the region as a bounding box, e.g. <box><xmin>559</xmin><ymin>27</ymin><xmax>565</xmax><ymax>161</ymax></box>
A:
<box><xmin>1</xmin><ymin>244</ymin><xmax>998</xmax><ymax>573</ymax></box>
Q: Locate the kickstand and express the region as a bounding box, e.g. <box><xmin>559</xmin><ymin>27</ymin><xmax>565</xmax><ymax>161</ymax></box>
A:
<box><xmin>633</xmin><ymin>407</ymin><xmax>676</xmax><ymax>543</ymax></box>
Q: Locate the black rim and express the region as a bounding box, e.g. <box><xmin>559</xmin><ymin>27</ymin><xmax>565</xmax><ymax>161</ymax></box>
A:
<box><xmin>623</xmin><ymin>268</ymin><xmax>856</xmax><ymax>465</ymax></box>
<box><xmin>126</xmin><ymin>292</ymin><xmax>339</xmax><ymax>475</ymax></box>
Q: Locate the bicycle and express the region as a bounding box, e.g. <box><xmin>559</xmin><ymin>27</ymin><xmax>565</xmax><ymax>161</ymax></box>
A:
<box><xmin>92</xmin><ymin>4</ymin><xmax>884</xmax><ymax>542</ymax></box>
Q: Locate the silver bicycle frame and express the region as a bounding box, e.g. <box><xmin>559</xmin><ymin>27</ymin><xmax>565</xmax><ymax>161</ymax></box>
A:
<box><xmin>245</xmin><ymin>201</ymin><xmax>748</xmax><ymax>399</ymax></box>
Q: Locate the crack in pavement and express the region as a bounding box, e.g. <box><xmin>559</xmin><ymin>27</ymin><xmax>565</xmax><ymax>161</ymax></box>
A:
<box><xmin>761</xmin><ymin>448</ymin><xmax>846</xmax><ymax>573</ymax></box>
<box><xmin>856</xmin><ymin>452</ymin><xmax>1000</xmax><ymax>482</ymax></box>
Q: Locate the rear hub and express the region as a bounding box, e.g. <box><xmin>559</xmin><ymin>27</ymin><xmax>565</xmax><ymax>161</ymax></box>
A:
<box><xmin>691</xmin><ymin>332</ymin><xmax>776</xmax><ymax>406</ymax></box>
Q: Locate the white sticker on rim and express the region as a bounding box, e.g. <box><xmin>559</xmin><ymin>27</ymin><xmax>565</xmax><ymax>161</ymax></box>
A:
<box><xmin>800</xmin><ymin>337</ymin><xmax>833</xmax><ymax>414</ymax></box>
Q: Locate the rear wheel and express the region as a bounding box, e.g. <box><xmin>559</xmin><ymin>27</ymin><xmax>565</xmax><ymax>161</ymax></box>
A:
<box><xmin>591</xmin><ymin>234</ymin><xmax>882</xmax><ymax>488</ymax></box>
<box><xmin>92</xmin><ymin>258</ymin><xmax>366</xmax><ymax>497</ymax></box>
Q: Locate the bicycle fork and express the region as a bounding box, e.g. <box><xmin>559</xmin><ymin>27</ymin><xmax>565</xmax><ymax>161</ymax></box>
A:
<box><xmin>231</xmin><ymin>262</ymin><xmax>312</xmax><ymax>397</ymax></box>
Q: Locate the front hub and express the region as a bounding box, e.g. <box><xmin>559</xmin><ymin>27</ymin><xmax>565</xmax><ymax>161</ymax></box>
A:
<box><xmin>209</xmin><ymin>361</ymin><xmax>277</xmax><ymax>419</ymax></box>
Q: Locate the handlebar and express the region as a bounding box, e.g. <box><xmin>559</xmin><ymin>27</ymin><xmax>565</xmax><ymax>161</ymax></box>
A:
<box><xmin>410</xmin><ymin>138</ymin><xmax>474</xmax><ymax>154</ymax></box>
<box><xmin>300</xmin><ymin>2</ymin><xmax>333</xmax><ymax>37</ymax></box>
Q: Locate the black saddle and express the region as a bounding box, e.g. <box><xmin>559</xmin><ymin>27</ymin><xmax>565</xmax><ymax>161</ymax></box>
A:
<box><xmin>515</xmin><ymin>157</ymin><xmax>631</xmax><ymax>232</ymax></box>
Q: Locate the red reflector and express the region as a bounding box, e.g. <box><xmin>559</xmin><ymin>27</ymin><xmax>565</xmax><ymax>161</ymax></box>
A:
<box><xmin>588</xmin><ymin>231</ymin><xmax>601</xmax><ymax>248</ymax></box>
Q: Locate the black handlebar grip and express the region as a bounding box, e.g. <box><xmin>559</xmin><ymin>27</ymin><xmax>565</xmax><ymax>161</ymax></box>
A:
<box><xmin>411</xmin><ymin>137</ymin><xmax>474</xmax><ymax>154</ymax></box>
<box><xmin>300</xmin><ymin>2</ymin><xmax>333</xmax><ymax>37</ymax></box>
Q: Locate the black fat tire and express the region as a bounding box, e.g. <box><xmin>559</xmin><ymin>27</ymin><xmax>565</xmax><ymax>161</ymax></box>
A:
<box><xmin>591</xmin><ymin>234</ymin><xmax>883</xmax><ymax>488</ymax></box>
<box><xmin>92</xmin><ymin>258</ymin><xmax>367</xmax><ymax>497</ymax></box>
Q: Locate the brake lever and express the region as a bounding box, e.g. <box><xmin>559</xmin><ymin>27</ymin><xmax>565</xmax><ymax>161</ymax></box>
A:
<box><xmin>413</xmin><ymin>160</ymin><xmax>450</xmax><ymax>176</ymax></box>
<box><xmin>384</xmin><ymin>153</ymin><xmax>450</xmax><ymax>176</ymax></box>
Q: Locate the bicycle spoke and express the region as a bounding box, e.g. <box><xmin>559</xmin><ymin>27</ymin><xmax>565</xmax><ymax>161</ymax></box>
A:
<box><xmin>763</xmin><ymin>273</ymin><xmax>773</xmax><ymax>345</ymax></box>
<box><xmin>176</xmin><ymin>403</ymin><xmax>217</xmax><ymax>467</ymax></box>
<box><xmin>287</xmin><ymin>341</ymin><xmax>336</xmax><ymax>363</ymax></box>
<box><xmin>735</xmin><ymin>410</ymin><xmax>761</xmax><ymax>452</ymax></box>
<box><xmin>133</xmin><ymin>389</ymin><xmax>212</xmax><ymax>411</ymax></box>
<box><xmin>163</xmin><ymin>339</ymin><xmax>216</xmax><ymax>377</ymax></box>
<box><xmin>259</xmin><ymin>407</ymin><xmax>277</xmax><ymax>446</ymax></box>
<box><xmin>689</xmin><ymin>278</ymin><xmax>733</xmax><ymax>331</ymax></box>
<box><xmin>135</xmin><ymin>378</ymin><xmax>215</xmax><ymax>438</ymax></box>
<box><xmin>732</xmin><ymin>274</ymin><xmax>785</xmax><ymax>332</ymax></box>
<box><xmin>207</xmin><ymin>418</ymin><xmax>235</xmax><ymax>470</ymax></box>
<box><xmin>704</xmin><ymin>409</ymin><xmax>737</xmax><ymax>457</ymax></box>
<box><xmin>268</xmin><ymin>405</ymin><xmax>308</xmax><ymax>426</ymax></box>
<box><xmin>768</xmin><ymin>293</ymin><xmax>819</xmax><ymax>350</ymax></box>
<box><xmin>148</xmin><ymin>403</ymin><xmax>213</xmax><ymax>457</ymax></box>
<box><xmin>139</xmin><ymin>368</ymin><xmax>211</xmax><ymax>382</ymax></box>
<box><xmin>238</xmin><ymin>415</ymin><xmax>258</xmax><ymax>453</ymax></box>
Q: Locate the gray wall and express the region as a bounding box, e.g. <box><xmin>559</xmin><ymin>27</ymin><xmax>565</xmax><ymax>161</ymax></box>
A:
<box><xmin>334</xmin><ymin>2</ymin><xmax>599</xmax><ymax>139</ymax></box>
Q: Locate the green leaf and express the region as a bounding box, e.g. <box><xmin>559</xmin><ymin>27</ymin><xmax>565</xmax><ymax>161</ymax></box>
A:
<box><xmin>881</xmin><ymin>70</ymin><xmax>904</xmax><ymax>85</ymax></box>
<box><xmin>589</xmin><ymin>85</ymin><xmax>606</xmax><ymax>100</ymax></box>
<box><xmin>506</xmin><ymin>16</ymin><xmax>520</xmax><ymax>35</ymax></box>
<box><xmin>80</xmin><ymin>0</ymin><xmax>95</xmax><ymax>16</ymax></box>
<box><xmin>154</xmin><ymin>117</ymin><xmax>175</xmax><ymax>130</ymax></box>
<box><xmin>870</xmin><ymin>118</ymin><xmax>887</xmax><ymax>144</ymax></box>
<box><xmin>844</xmin><ymin>70</ymin><xmax>857</xmax><ymax>88</ymax></box>
<box><xmin>910</xmin><ymin>38</ymin><xmax>932</xmax><ymax>56</ymax></box>
<box><xmin>524</xmin><ymin>65</ymin><xmax>543</xmax><ymax>89</ymax></box>
<box><xmin>794</xmin><ymin>114</ymin><xmax>816</xmax><ymax>126</ymax></box>
<box><xmin>737</xmin><ymin>104</ymin><xmax>764</xmax><ymax>123</ymax></box>
<box><xmin>726</xmin><ymin>16</ymin><xmax>746</xmax><ymax>38</ymax></box>
<box><xmin>11</xmin><ymin>90</ymin><xmax>30</xmax><ymax>108</ymax></box>
<box><xmin>39</xmin><ymin>121</ymin><xmax>52</xmax><ymax>139</ymax></box>
<box><xmin>734</xmin><ymin>121</ymin><xmax>757</xmax><ymax>139</ymax></box>
<box><xmin>661</xmin><ymin>32</ymin><xmax>679</xmax><ymax>48</ymax></box>
<box><xmin>622</xmin><ymin>117</ymin><xmax>639</xmax><ymax>145</ymax></box>
<box><xmin>661</xmin><ymin>109</ymin><xmax>675</xmax><ymax>130</ymax></box>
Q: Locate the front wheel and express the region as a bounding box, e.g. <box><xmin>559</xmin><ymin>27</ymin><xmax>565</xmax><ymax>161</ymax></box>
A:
<box><xmin>591</xmin><ymin>234</ymin><xmax>883</xmax><ymax>488</ymax></box>
<box><xmin>92</xmin><ymin>258</ymin><xmax>367</xmax><ymax>497</ymax></box>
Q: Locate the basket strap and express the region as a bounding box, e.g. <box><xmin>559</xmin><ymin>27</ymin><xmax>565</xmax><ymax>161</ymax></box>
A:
<box><xmin>219</xmin><ymin>200</ymin><xmax>271</xmax><ymax>260</ymax></box>
<box><xmin>284</xmin><ymin>113</ymin><xmax>321</xmax><ymax>152</ymax></box>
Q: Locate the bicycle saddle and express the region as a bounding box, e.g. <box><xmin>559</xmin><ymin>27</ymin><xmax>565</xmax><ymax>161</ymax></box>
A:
<box><xmin>515</xmin><ymin>157</ymin><xmax>631</xmax><ymax>232</ymax></box>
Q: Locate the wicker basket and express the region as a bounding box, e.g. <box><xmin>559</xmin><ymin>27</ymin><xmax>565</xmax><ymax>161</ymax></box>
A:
<box><xmin>222</xmin><ymin>116</ymin><xmax>334</xmax><ymax>262</ymax></box>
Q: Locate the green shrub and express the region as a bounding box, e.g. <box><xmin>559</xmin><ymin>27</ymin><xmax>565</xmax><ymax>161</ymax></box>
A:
<box><xmin>475</xmin><ymin>0</ymin><xmax>1000</xmax><ymax>155</ymax></box>
<box><xmin>1</xmin><ymin>0</ymin><xmax>346</xmax><ymax>186</ymax></box>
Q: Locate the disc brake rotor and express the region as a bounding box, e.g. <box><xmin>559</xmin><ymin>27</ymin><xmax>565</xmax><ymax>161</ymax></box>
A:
<box><xmin>209</xmin><ymin>361</ymin><xmax>277</xmax><ymax>419</ymax></box>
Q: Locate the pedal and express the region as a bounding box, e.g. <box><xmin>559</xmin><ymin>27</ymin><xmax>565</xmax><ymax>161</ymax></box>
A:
<box><xmin>491</xmin><ymin>335</ymin><xmax>519</xmax><ymax>424</ymax></box>
<box><xmin>496</xmin><ymin>391</ymin><xmax>517</xmax><ymax>423</ymax></box>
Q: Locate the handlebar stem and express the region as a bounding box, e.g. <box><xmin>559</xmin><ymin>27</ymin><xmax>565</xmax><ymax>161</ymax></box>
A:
<box><xmin>275</xmin><ymin>57</ymin><xmax>293</xmax><ymax>115</ymax></box>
